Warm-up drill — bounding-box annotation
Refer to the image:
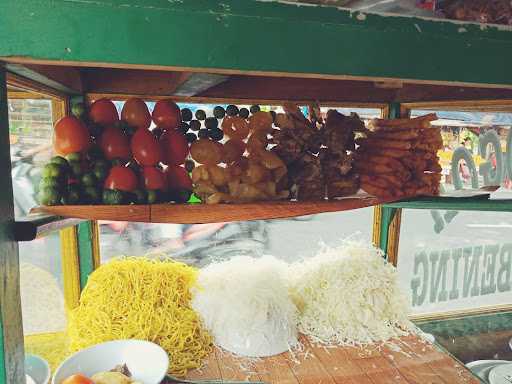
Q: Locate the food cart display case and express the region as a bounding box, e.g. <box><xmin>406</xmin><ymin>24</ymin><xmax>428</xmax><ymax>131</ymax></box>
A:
<box><xmin>1</xmin><ymin>1</ymin><xmax>512</xmax><ymax>383</ymax></box>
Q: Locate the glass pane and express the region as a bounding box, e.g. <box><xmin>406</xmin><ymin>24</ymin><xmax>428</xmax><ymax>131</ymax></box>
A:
<box><xmin>398</xmin><ymin>209</ymin><xmax>512</xmax><ymax>316</ymax></box>
<box><xmin>410</xmin><ymin>108</ymin><xmax>512</xmax><ymax>193</ymax></box>
<box><xmin>8</xmin><ymin>96</ymin><xmax>66</xmax><ymax>337</ymax></box>
<box><xmin>100</xmin><ymin>208</ymin><xmax>374</xmax><ymax>266</ymax></box>
<box><xmin>99</xmin><ymin>103</ymin><xmax>381</xmax><ymax>264</ymax></box>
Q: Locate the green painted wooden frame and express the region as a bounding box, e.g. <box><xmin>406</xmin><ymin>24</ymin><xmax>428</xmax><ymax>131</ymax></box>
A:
<box><xmin>0</xmin><ymin>68</ymin><xmax>25</xmax><ymax>384</ymax></box>
<box><xmin>1</xmin><ymin>0</ymin><xmax>512</xmax><ymax>88</ymax></box>
<box><xmin>76</xmin><ymin>222</ymin><xmax>97</xmax><ymax>290</ymax></box>
<box><xmin>384</xmin><ymin>197</ymin><xmax>512</xmax><ymax>211</ymax></box>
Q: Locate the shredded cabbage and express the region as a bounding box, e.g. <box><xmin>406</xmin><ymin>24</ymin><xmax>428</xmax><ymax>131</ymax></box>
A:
<box><xmin>192</xmin><ymin>256</ymin><xmax>298</xmax><ymax>357</ymax></box>
<box><xmin>289</xmin><ymin>242</ymin><xmax>412</xmax><ymax>346</ymax></box>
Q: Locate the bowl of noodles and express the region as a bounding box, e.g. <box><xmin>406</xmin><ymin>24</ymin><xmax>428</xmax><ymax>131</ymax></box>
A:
<box><xmin>52</xmin><ymin>340</ymin><xmax>169</xmax><ymax>384</ymax></box>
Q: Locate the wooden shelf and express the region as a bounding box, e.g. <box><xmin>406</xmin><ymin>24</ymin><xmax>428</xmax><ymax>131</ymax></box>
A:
<box><xmin>31</xmin><ymin>192</ymin><xmax>506</xmax><ymax>224</ymax></box>
<box><xmin>182</xmin><ymin>334</ymin><xmax>479</xmax><ymax>384</ymax></box>
<box><xmin>32</xmin><ymin>194</ymin><xmax>392</xmax><ymax>224</ymax></box>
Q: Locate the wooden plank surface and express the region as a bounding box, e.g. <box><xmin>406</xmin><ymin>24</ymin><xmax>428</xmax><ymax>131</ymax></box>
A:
<box><xmin>185</xmin><ymin>334</ymin><xmax>479</xmax><ymax>384</ymax></box>
<box><xmin>2</xmin><ymin>1</ymin><xmax>512</xmax><ymax>88</ymax></box>
<box><xmin>31</xmin><ymin>194</ymin><xmax>397</xmax><ymax>224</ymax></box>
<box><xmin>0</xmin><ymin>65</ymin><xmax>25</xmax><ymax>383</ymax></box>
<box><xmin>32</xmin><ymin>204</ymin><xmax>151</xmax><ymax>222</ymax></box>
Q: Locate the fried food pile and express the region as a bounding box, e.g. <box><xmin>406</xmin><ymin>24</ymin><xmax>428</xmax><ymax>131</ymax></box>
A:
<box><xmin>355</xmin><ymin>114</ymin><xmax>442</xmax><ymax>199</ymax></box>
<box><xmin>191</xmin><ymin>111</ymin><xmax>289</xmax><ymax>204</ymax></box>
<box><xmin>273</xmin><ymin>104</ymin><xmax>363</xmax><ymax>200</ymax></box>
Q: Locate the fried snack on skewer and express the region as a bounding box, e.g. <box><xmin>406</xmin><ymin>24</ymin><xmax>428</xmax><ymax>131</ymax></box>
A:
<box><xmin>356</xmin><ymin>138</ymin><xmax>412</xmax><ymax>150</ymax></box>
<box><xmin>425</xmin><ymin>163</ymin><xmax>442</xmax><ymax>174</ymax></box>
<box><xmin>356</xmin><ymin>155</ymin><xmax>405</xmax><ymax>171</ymax></box>
<box><xmin>369</xmin><ymin>113</ymin><xmax>437</xmax><ymax>131</ymax></box>
<box><xmin>360</xmin><ymin>181</ymin><xmax>396</xmax><ymax>199</ymax></box>
<box><xmin>355</xmin><ymin>163</ymin><xmax>412</xmax><ymax>181</ymax></box>
<box><xmin>414</xmin><ymin>142</ymin><xmax>443</xmax><ymax>151</ymax></box>
<box><xmin>360</xmin><ymin>175</ymin><xmax>390</xmax><ymax>189</ymax></box>
<box><xmin>420</xmin><ymin>172</ymin><xmax>442</xmax><ymax>185</ymax></box>
<box><xmin>358</xmin><ymin>147</ymin><xmax>412</xmax><ymax>159</ymax></box>
<box><xmin>326</xmin><ymin>175</ymin><xmax>360</xmax><ymax>199</ymax></box>
<box><xmin>377</xmin><ymin>174</ymin><xmax>403</xmax><ymax>189</ymax></box>
<box><xmin>369</xmin><ymin>130</ymin><xmax>420</xmax><ymax>141</ymax></box>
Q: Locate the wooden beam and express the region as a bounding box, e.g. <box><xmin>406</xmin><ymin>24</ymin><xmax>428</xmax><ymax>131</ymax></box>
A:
<box><xmin>173</xmin><ymin>73</ymin><xmax>229</xmax><ymax>97</ymax></box>
<box><xmin>1</xmin><ymin>0</ymin><xmax>512</xmax><ymax>88</ymax></box>
<box><xmin>81</xmin><ymin>68</ymin><xmax>191</xmax><ymax>95</ymax></box>
<box><xmin>5</xmin><ymin>64</ymin><xmax>81</xmax><ymax>95</ymax></box>
<box><xmin>199</xmin><ymin>76</ymin><xmax>398</xmax><ymax>103</ymax></box>
<box><xmin>0</xmin><ymin>65</ymin><xmax>25</xmax><ymax>384</ymax></box>
<box><xmin>199</xmin><ymin>75</ymin><xmax>512</xmax><ymax>103</ymax></box>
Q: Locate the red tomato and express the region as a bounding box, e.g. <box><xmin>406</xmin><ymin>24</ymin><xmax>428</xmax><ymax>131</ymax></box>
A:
<box><xmin>142</xmin><ymin>166</ymin><xmax>167</xmax><ymax>191</ymax></box>
<box><xmin>160</xmin><ymin>130</ymin><xmax>188</xmax><ymax>165</ymax></box>
<box><xmin>99</xmin><ymin>126</ymin><xmax>131</xmax><ymax>160</ymax></box>
<box><xmin>61</xmin><ymin>374</ymin><xmax>94</xmax><ymax>384</ymax></box>
<box><xmin>53</xmin><ymin>116</ymin><xmax>91</xmax><ymax>155</ymax></box>
<box><xmin>104</xmin><ymin>165</ymin><xmax>138</xmax><ymax>192</ymax></box>
<box><xmin>121</xmin><ymin>98</ymin><xmax>151</xmax><ymax>130</ymax></box>
<box><xmin>131</xmin><ymin>128</ymin><xmax>162</xmax><ymax>166</ymax></box>
<box><xmin>166</xmin><ymin>165</ymin><xmax>192</xmax><ymax>190</ymax></box>
<box><xmin>152</xmin><ymin>99</ymin><xmax>181</xmax><ymax>130</ymax></box>
<box><xmin>89</xmin><ymin>98</ymin><xmax>119</xmax><ymax>126</ymax></box>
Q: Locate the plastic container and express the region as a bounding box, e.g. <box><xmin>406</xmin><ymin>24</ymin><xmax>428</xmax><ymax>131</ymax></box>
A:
<box><xmin>25</xmin><ymin>354</ymin><xmax>51</xmax><ymax>384</ymax></box>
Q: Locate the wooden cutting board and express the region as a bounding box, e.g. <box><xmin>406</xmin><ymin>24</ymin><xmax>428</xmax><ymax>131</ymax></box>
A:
<box><xmin>185</xmin><ymin>334</ymin><xmax>480</xmax><ymax>383</ymax></box>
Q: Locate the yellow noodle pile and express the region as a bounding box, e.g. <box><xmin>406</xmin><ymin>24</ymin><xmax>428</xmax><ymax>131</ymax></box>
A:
<box><xmin>25</xmin><ymin>331</ymin><xmax>70</xmax><ymax>371</ymax></box>
<box><xmin>68</xmin><ymin>257</ymin><xmax>212</xmax><ymax>376</ymax></box>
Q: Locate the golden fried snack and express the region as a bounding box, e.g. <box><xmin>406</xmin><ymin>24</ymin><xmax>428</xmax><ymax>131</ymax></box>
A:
<box><xmin>360</xmin><ymin>175</ymin><xmax>389</xmax><ymax>189</ymax></box>
<box><xmin>360</xmin><ymin>181</ymin><xmax>395</xmax><ymax>198</ymax></box>
<box><xmin>414</xmin><ymin>142</ymin><xmax>443</xmax><ymax>151</ymax></box>
<box><xmin>247</xmin><ymin>130</ymin><xmax>268</xmax><ymax>154</ymax></box>
<box><xmin>357</xmin><ymin>138</ymin><xmax>412</xmax><ymax>150</ymax></box>
<box><xmin>369</xmin><ymin>113</ymin><xmax>437</xmax><ymax>131</ymax></box>
<box><xmin>425</xmin><ymin>163</ymin><xmax>442</xmax><ymax>173</ymax></box>
<box><xmin>222</xmin><ymin>116</ymin><xmax>250</xmax><ymax>140</ymax></box>
<box><xmin>420</xmin><ymin>172</ymin><xmax>442</xmax><ymax>185</ymax></box>
<box><xmin>354</xmin><ymin>162</ymin><xmax>393</xmax><ymax>175</ymax></box>
<box><xmin>208</xmin><ymin>165</ymin><xmax>229</xmax><ymax>188</ymax></box>
<box><xmin>191</xmin><ymin>165</ymin><xmax>210</xmax><ymax>184</ymax></box>
<box><xmin>259</xmin><ymin>150</ymin><xmax>286</xmax><ymax>170</ymax></box>
<box><xmin>359</xmin><ymin>148</ymin><xmax>412</xmax><ymax>159</ymax></box>
<box><xmin>190</xmin><ymin>139</ymin><xmax>223</xmax><ymax>165</ymax></box>
<box><xmin>206</xmin><ymin>192</ymin><xmax>231</xmax><ymax>205</ymax></box>
<box><xmin>223</xmin><ymin>139</ymin><xmax>246</xmax><ymax>164</ymax></box>
<box><xmin>370</xmin><ymin>130</ymin><xmax>419</xmax><ymax>141</ymax></box>
<box><xmin>249</xmin><ymin>111</ymin><xmax>273</xmax><ymax>133</ymax></box>
<box><xmin>377</xmin><ymin>174</ymin><xmax>403</xmax><ymax>189</ymax></box>
<box><xmin>359</xmin><ymin>155</ymin><xmax>406</xmax><ymax>171</ymax></box>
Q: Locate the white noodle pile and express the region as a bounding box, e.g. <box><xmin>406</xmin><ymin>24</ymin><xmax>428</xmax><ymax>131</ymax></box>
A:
<box><xmin>191</xmin><ymin>256</ymin><xmax>298</xmax><ymax>357</ymax></box>
<box><xmin>289</xmin><ymin>242</ymin><xmax>412</xmax><ymax>346</ymax></box>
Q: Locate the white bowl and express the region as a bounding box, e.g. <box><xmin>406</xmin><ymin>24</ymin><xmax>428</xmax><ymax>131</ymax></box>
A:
<box><xmin>25</xmin><ymin>354</ymin><xmax>50</xmax><ymax>384</ymax></box>
<box><xmin>52</xmin><ymin>340</ymin><xmax>169</xmax><ymax>384</ymax></box>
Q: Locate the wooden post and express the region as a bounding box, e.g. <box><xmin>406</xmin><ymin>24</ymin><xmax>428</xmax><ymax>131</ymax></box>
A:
<box><xmin>0</xmin><ymin>67</ymin><xmax>25</xmax><ymax>383</ymax></box>
<box><xmin>77</xmin><ymin>222</ymin><xmax>99</xmax><ymax>290</ymax></box>
<box><xmin>373</xmin><ymin>103</ymin><xmax>403</xmax><ymax>265</ymax></box>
